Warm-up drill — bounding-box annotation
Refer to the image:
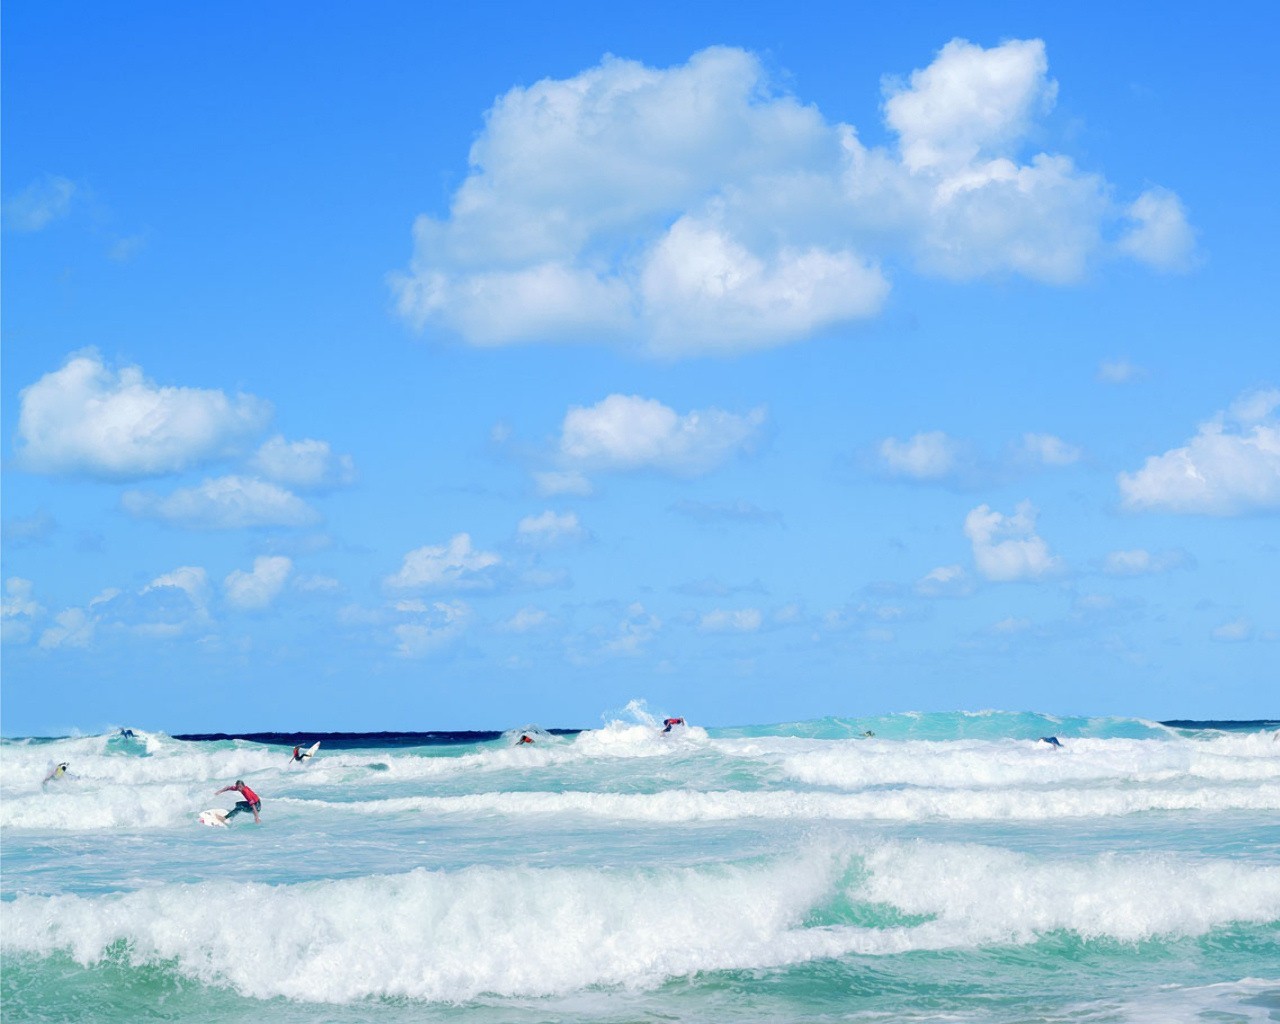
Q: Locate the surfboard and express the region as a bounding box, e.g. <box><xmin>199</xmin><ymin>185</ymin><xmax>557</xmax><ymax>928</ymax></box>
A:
<box><xmin>304</xmin><ymin>741</ymin><xmax>320</xmax><ymax>759</ymax></box>
<box><xmin>198</xmin><ymin>808</ymin><xmax>229</xmax><ymax>827</ymax></box>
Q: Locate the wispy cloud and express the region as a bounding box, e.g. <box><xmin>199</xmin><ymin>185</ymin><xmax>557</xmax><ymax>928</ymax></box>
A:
<box><xmin>386</xmin><ymin>534</ymin><xmax>501</xmax><ymax>590</ymax></box>
<box><xmin>123</xmin><ymin>476</ymin><xmax>319</xmax><ymax>529</ymax></box>
<box><xmin>250</xmin><ymin>435</ymin><xmax>356</xmax><ymax>491</ymax></box>
<box><xmin>224</xmin><ymin>556</ymin><xmax>294</xmax><ymax>610</ymax></box>
<box><xmin>4</xmin><ymin>175</ymin><xmax>76</xmax><ymax>232</ymax></box>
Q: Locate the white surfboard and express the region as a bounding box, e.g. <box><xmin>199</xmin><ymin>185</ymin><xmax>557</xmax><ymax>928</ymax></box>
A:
<box><xmin>198</xmin><ymin>808</ymin><xmax>229</xmax><ymax>827</ymax></box>
<box><xmin>304</xmin><ymin>741</ymin><xmax>320</xmax><ymax>758</ymax></box>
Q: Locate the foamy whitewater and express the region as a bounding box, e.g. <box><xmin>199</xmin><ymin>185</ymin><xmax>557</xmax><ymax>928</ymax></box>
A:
<box><xmin>3</xmin><ymin>707</ymin><xmax>1278</xmax><ymax>1022</ymax></box>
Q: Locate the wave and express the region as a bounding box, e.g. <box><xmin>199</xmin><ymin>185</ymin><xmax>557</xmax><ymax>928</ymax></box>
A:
<box><xmin>4</xmin><ymin>840</ymin><xmax>1277</xmax><ymax>1003</ymax></box>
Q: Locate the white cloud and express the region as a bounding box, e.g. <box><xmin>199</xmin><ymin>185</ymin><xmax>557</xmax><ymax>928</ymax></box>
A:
<box><xmin>1019</xmin><ymin>433</ymin><xmax>1081</xmax><ymax>466</ymax></box>
<box><xmin>16</xmin><ymin>351</ymin><xmax>271</xmax><ymax>479</ymax></box>
<box><xmin>1118</xmin><ymin>388</ymin><xmax>1280</xmax><ymax>515</ymax></box>
<box><xmin>1211</xmin><ymin>619</ymin><xmax>1251</xmax><ymax>643</ymax></box>
<box><xmin>224</xmin><ymin>556</ymin><xmax>294</xmax><ymax>610</ymax></box>
<box><xmin>394</xmin><ymin>600</ymin><xmax>471</xmax><ymax>657</ymax></box>
<box><xmin>534</xmin><ymin>470</ymin><xmax>594</xmax><ymax>497</ymax></box>
<box><xmin>879</xmin><ymin>431</ymin><xmax>965</xmax><ymax>479</ymax></box>
<box><xmin>2</xmin><ymin>578</ymin><xmax>44</xmax><ymax>644</ymax></box>
<box><xmin>386</xmin><ymin>533</ymin><xmax>501</xmax><ymax>590</ymax></box>
<box><xmin>1097</xmin><ymin>358</ymin><xmax>1145</xmax><ymax>384</ymax></box>
<box><xmin>602</xmin><ymin>602</ymin><xmax>662</xmax><ymax>657</ymax></box>
<box><xmin>39</xmin><ymin>607</ymin><xmax>97</xmax><ymax>649</ymax></box>
<box><xmin>122</xmin><ymin>476</ymin><xmax>319</xmax><ymax>529</ymax></box>
<box><xmin>500</xmin><ymin>607</ymin><xmax>550</xmax><ymax>633</ymax></box>
<box><xmin>991</xmin><ymin>616</ymin><xmax>1032</xmax><ymax>634</ymax></box>
<box><xmin>559</xmin><ymin>394</ymin><xmax>764</xmax><ymax>475</ymax></box>
<box><xmin>964</xmin><ymin>501</ymin><xmax>1062</xmax><ymax>581</ymax></box>
<box><xmin>1103</xmin><ymin>548</ymin><xmax>1189</xmax><ymax>576</ymax></box>
<box><xmin>516</xmin><ymin>510</ymin><xmax>584</xmax><ymax>545</ymax></box>
<box><xmin>699</xmin><ymin>607</ymin><xmax>764</xmax><ymax>633</ymax></box>
<box><xmin>250</xmin><ymin>435</ymin><xmax>356</xmax><ymax>491</ymax></box>
<box><xmin>916</xmin><ymin>564</ymin><xmax>974</xmax><ymax>598</ymax></box>
<box><xmin>1118</xmin><ymin>187</ymin><xmax>1195</xmax><ymax>271</ymax></box>
<box><xmin>294</xmin><ymin>574</ymin><xmax>341</xmax><ymax>594</ymax></box>
<box><xmin>143</xmin><ymin>566</ymin><xmax>210</xmax><ymax>609</ymax></box>
<box><xmin>392</xmin><ymin>41</ymin><xmax>1186</xmax><ymax>356</ymax></box>
<box><xmin>4</xmin><ymin>175</ymin><xmax>76</xmax><ymax>231</ymax></box>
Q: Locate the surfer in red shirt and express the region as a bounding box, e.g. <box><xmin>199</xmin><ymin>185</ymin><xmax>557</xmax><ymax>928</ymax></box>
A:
<box><xmin>216</xmin><ymin>780</ymin><xmax>262</xmax><ymax>823</ymax></box>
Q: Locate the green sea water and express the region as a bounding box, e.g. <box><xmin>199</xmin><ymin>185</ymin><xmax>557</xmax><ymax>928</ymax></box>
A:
<box><xmin>3</xmin><ymin>710</ymin><xmax>1278</xmax><ymax>1022</ymax></box>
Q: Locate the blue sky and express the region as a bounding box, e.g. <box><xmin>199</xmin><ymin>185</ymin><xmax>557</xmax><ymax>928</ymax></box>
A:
<box><xmin>3</xmin><ymin>2</ymin><xmax>1277</xmax><ymax>735</ymax></box>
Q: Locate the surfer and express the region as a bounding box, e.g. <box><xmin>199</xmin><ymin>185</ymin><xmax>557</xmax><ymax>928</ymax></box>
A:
<box><xmin>662</xmin><ymin>717</ymin><xmax>685</xmax><ymax>733</ymax></box>
<box><xmin>517</xmin><ymin>734</ymin><xmax>535</xmax><ymax>745</ymax></box>
<box><xmin>215</xmin><ymin>780</ymin><xmax>262</xmax><ymax>823</ymax></box>
<box><xmin>43</xmin><ymin>762</ymin><xmax>69</xmax><ymax>784</ymax></box>
<box><xmin>1038</xmin><ymin>736</ymin><xmax>1064</xmax><ymax>749</ymax></box>
<box><xmin>290</xmin><ymin>744</ymin><xmax>313</xmax><ymax>763</ymax></box>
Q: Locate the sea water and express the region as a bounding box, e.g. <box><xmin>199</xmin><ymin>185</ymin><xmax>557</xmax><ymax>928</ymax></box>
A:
<box><xmin>2</xmin><ymin>707</ymin><xmax>1278</xmax><ymax>1023</ymax></box>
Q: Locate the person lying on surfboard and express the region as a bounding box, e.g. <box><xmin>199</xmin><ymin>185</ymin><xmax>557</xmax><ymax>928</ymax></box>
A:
<box><xmin>216</xmin><ymin>780</ymin><xmax>262</xmax><ymax>823</ymax></box>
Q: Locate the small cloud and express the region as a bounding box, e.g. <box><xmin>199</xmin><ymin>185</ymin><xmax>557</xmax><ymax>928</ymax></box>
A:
<box><xmin>878</xmin><ymin>431</ymin><xmax>967</xmax><ymax>480</ymax></box>
<box><xmin>500</xmin><ymin>607</ymin><xmax>550</xmax><ymax>632</ymax></box>
<box><xmin>1117</xmin><ymin>187</ymin><xmax>1196</xmax><ymax>272</ymax></box>
<box><xmin>16</xmin><ymin>350</ymin><xmax>271</xmax><ymax>480</ymax></box>
<box><xmin>394</xmin><ymin>600</ymin><xmax>471</xmax><ymax>657</ymax></box>
<box><xmin>108</xmin><ymin>234</ymin><xmax>147</xmax><ymax>262</ymax></box>
<box><xmin>534</xmin><ymin>470</ymin><xmax>594</xmax><ymax>496</ymax></box>
<box><xmin>4</xmin><ymin>175</ymin><xmax>76</xmax><ymax>232</ymax></box>
<box><xmin>1103</xmin><ymin>548</ymin><xmax>1190</xmax><ymax>575</ymax></box>
<box><xmin>698</xmin><ymin>607</ymin><xmax>764</xmax><ymax>633</ymax></box>
<box><xmin>294</xmin><ymin>574</ymin><xmax>341</xmax><ymax>594</ymax></box>
<box><xmin>1019</xmin><ymin>432</ymin><xmax>1081</xmax><ymax>466</ymax></box>
<box><xmin>602</xmin><ymin>602</ymin><xmax>661</xmax><ymax>657</ymax></box>
<box><xmin>224</xmin><ymin>556</ymin><xmax>293</xmax><ymax>610</ymax></box>
<box><xmin>143</xmin><ymin>566</ymin><xmax>210</xmax><ymax>608</ymax></box>
<box><xmin>38</xmin><ymin>607</ymin><xmax>97</xmax><ymax>649</ymax></box>
<box><xmin>964</xmin><ymin>501</ymin><xmax>1063</xmax><ymax>582</ymax></box>
<box><xmin>516</xmin><ymin>510</ymin><xmax>584</xmax><ymax>546</ymax></box>
<box><xmin>916</xmin><ymin>564</ymin><xmax>974</xmax><ymax>597</ymax></box>
<box><xmin>991</xmin><ymin>616</ymin><xmax>1032</xmax><ymax>634</ymax></box>
<box><xmin>558</xmin><ymin>394</ymin><xmax>765</xmax><ymax>476</ymax></box>
<box><xmin>1097</xmin><ymin>358</ymin><xmax>1145</xmax><ymax>384</ymax></box>
<box><xmin>250</xmin><ymin>435</ymin><xmax>357</xmax><ymax>491</ymax></box>
<box><xmin>2</xmin><ymin>578</ymin><xmax>45</xmax><ymax>644</ymax></box>
<box><xmin>1118</xmin><ymin>387</ymin><xmax>1280</xmax><ymax>515</ymax></box>
<box><xmin>1211</xmin><ymin>619</ymin><xmax>1251</xmax><ymax>643</ymax></box>
<box><xmin>122</xmin><ymin>476</ymin><xmax>319</xmax><ymax>529</ymax></box>
<box><xmin>385</xmin><ymin>533</ymin><xmax>501</xmax><ymax>590</ymax></box>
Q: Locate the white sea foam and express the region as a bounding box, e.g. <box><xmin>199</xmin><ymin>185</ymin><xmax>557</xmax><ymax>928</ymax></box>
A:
<box><xmin>3</xmin><ymin>840</ymin><xmax>1276</xmax><ymax>1003</ymax></box>
<box><xmin>286</xmin><ymin>781</ymin><xmax>1280</xmax><ymax>823</ymax></box>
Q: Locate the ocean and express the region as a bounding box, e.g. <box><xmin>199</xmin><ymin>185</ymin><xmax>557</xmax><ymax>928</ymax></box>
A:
<box><xmin>2</xmin><ymin>706</ymin><xmax>1278</xmax><ymax>1023</ymax></box>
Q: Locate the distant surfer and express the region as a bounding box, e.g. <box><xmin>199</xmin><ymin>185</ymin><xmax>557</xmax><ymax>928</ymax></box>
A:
<box><xmin>290</xmin><ymin>744</ymin><xmax>313</xmax><ymax>763</ymax></box>
<box><xmin>1038</xmin><ymin>736</ymin><xmax>1064</xmax><ymax>749</ymax></box>
<box><xmin>43</xmin><ymin>762</ymin><xmax>69</xmax><ymax>785</ymax></box>
<box><xmin>215</xmin><ymin>780</ymin><xmax>262</xmax><ymax>823</ymax></box>
<box><xmin>517</xmin><ymin>734</ymin><xmax>535</xmax><ymax>745</ymax></box>
<box><xmin>662</xmin><ymin>718</ymin><xmax>685</xmax><ymax>733</ymax></box>
<box><xmin>862</xmin><ymin>730</ymin><xmax>875</xmax><ymax>738</ymax></box>
<box><xmin>118</xmin><ymin>728</ymin><xmax>135</xmax><ymax>738</ymax></box>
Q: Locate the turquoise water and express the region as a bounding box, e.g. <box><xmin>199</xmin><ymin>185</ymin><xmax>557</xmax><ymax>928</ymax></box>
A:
<box><xmin>3</xmin><ymin>708</ymin><xmax>1278</xmax><ymax>1022</ymax></box>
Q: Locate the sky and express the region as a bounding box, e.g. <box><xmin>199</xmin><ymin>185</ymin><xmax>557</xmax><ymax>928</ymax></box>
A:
<box><xmin>3</xmin><ymin>2</ymin><xmax>1277</xmax><ymax>735</ymax></box>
